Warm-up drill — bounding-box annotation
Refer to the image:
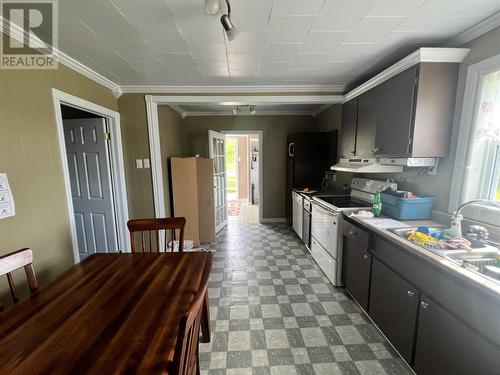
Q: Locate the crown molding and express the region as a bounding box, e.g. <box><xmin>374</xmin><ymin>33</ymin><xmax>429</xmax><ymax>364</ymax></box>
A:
<box><xmin>151</xmin><ymin>94</ymin><xmax>344</xmax><ymax>105</ymax></box>
<box><xmin>446</xmin><ymin>11</ymin><xmax>500</xmax><ymax>48</ymax></box>
<box><xmin>0</xmin><ymin>16</ymin><xmax>122</xmax><ymax>98</ymax></box>
<box><xmin>344</xmin><ymin>47</ymin><xmax>470</xmax><ymax>102</ymax></box>
<box><xmin>120</xmin><ymin>84</ymin><xmax>346</xmax><ymax>94</ymax></box>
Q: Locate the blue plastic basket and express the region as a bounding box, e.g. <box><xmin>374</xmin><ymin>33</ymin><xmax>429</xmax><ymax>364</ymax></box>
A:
<box><xmin>380</xmin><ymin>192</ymin><xmax>435</xmax><ymax>220</ymax></box>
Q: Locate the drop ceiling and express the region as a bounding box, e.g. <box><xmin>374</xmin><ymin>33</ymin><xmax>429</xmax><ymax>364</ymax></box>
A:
<box><xmin>53</xmin><ymin>0</ymin><xmax>500</xmax><ymax>88</ymax></box>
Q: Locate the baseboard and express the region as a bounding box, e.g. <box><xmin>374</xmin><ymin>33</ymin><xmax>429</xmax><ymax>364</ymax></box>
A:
<box><xmin>260</xmin><ymin>217</ymin><xmax>287</xmax><ymax>223</ymax></box>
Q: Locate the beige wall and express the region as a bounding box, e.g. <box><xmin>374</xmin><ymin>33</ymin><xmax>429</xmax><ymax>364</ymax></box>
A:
<box><xmin>182</xmin><ymin>115</ymin><xmax>317</xmax><ymax>218</ymax></box>
<box><xmin>158</xmin><ymin>105</ymin><xmax>191</xmax><ymax>216</ymax></box>
<box><xmin>0</xmin><ymin>64</ymin><xmax>118</xmax><ymax>303</ymax></box>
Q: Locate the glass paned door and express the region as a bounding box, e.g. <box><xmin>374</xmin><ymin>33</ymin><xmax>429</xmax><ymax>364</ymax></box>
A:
<box><xmin>209</xmin><ymin>130</ymin><xmax>227</xmax><ymax>232</ymax></box>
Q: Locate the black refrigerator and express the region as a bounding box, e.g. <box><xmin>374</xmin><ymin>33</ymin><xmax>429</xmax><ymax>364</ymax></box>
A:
<box><xmin>286</xmin><ymin>130</ymin><xmax>338</xmax><ymax>225</ymax></box>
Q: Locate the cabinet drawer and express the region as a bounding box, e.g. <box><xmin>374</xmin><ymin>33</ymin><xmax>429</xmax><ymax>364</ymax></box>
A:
<box><xmin>342</xmin><ymin>220</ymin><xmax>369</xmax><ymax>249</ymax></box>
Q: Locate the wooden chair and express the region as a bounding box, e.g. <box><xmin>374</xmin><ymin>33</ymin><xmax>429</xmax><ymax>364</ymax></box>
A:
<box><xmin>170</xmin><ymin>252</ymin><xmax>213</xmax><ymax>375</ymax></box>
<box><xmin>127</xmin><ymin>217</ymin><xmax>186</xmax><ymax>253</ymax></box>
<box><xmin>0</xmin><ymin>248</ymin><xmax>39</xmax><ymax>303</ymax></box>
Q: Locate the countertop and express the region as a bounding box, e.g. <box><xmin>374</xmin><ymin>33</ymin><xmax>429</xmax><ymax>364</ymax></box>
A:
<box><xmin>345</xmin><ymin>214</ymin><xmax>500</xmax><ymax>301</ymax></box>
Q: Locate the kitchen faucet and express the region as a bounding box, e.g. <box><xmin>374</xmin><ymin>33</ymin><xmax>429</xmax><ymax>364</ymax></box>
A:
<box><xmin>451</xmin><ymin>199</ymin><xmax>500</xmax><ymax>239</ymax></box>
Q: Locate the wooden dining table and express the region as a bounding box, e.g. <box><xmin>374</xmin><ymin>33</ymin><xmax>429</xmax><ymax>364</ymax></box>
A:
<box><xmin>0</xmin><ymin>252</ymin><xmax>211</xmax><ymax>375</ymax></box>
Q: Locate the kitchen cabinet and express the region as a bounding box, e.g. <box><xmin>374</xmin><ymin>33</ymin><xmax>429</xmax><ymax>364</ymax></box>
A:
<box><xmin>340</xmin><ymin>62</ymin><xmax>459</xmax><ymax>158</ymax></box>
<box><xmin>339</xmin><ymin>98</ymin><xmax>358</xmax><ymax>157</ymax></box>
<box><xmin>375</xmin><ymin>66</ymin><xmax>418</xmax><ymax>157</ymax></box>
<box><xmin>355</xmin><ymin>89</ymin><xmax>378</xmax><ymax>157</ymax></box>
<box><xmin>341</xmin><ymin>221</ymin><xmax>371</xmax><ymax>310</ymax></box>
<box><xmin>413</xmin><ymin>295</ymin><xmax>500</xmax><ymax>375</ymax></box>
<box><xmin>292</xmin><ymin>191</ymin><xmax>303</xmax><ymax>238</ymax></box>
<box><xmin>369</xmin><ymin>258</ymin><xmax>419</xmax><ymax>364</ymax></box>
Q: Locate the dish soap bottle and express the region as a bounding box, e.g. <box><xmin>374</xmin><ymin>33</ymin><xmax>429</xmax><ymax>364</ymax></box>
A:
<box><xmin>372</xmin><ymin>191</ymin><xmax>382</xmax><ymax>217</ymax></box>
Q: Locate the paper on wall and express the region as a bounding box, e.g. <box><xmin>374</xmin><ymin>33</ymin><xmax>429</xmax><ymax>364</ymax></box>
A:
<box><xmin>0</xmin><ymin>173</ymin><xmax>15</xmax><ymax>219</ymax></box>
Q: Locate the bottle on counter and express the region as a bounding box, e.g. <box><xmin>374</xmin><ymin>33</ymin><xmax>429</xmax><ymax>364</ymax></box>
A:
<box><xmin>372</xmin><ymin>191</ymin><xmax>382</xmax><ymax>217</ymax></box>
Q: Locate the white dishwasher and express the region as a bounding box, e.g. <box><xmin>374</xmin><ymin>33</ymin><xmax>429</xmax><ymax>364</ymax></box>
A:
<box><xmin>292</xmin><ymin>191</ymin><xmax>303</xmax><ymax>239</ymax></box>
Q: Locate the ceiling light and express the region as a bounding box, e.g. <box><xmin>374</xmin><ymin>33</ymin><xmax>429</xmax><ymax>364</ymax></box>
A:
<box><xmin>205</xmin><ymin>0</ymin><xmax>220</xmax><ymax>15</ymax></box>
<box><xmin>221</xmin><ymin>0</ymin><xmax>239</xmax><ymax>41</ymax></box>
<box><xmin>233</xmin><ymin>106</ymin><xmax>240</xmax><ymax>115</ymax></box>
<box><xmin>250</xmin><ymin>106</ymin><xmax>256</xmax><ymax>115</ymax></box>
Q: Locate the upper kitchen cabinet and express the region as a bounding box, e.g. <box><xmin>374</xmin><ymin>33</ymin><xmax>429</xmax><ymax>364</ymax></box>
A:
<box><xmin>340</xmin><ymin>48</ymin><xmax>469</xmax><ymax>159</ymax></box>
<box><xmin>339</xmin><ymin>98</ymin><xmax>358</xmax><ymax>157</ymax></box>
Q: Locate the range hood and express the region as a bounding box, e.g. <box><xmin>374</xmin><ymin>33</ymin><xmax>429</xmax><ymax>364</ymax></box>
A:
<box><xmin>331</xmin><ymin>158</ymin><xmax>403</xmax><ymax>173</ymax></box>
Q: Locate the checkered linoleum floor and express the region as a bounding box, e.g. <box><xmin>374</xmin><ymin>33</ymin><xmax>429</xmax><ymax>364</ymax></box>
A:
<box><xmin>200</xmin><ymin>223</ymin><xmax>413</xmax><ymax>375</ymax></box>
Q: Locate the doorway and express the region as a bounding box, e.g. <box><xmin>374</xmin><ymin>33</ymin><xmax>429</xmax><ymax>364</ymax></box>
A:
<box><xmin>52</xmin><ymin>89</ymin><xmax>130</xmax><ymax>262</ymax></box>
<box><xmin>224</xmin><ymin>133</ymin><xmax>261</xmax><ymax>224</ymax></box>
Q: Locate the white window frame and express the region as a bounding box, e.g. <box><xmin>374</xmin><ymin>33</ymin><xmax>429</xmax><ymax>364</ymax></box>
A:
<box><xmin>449</xmin><ymin>53</ymin><xmax>500</xmax><ymax>225</ymax></box>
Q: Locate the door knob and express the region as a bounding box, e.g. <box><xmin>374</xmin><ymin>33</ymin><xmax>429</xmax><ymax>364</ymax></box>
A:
<box><xmin>407</xmin><ymin>291</ymin><xmax>415</xmax><ymax>298</ymax></box>
<box><xmin>363</xmin><ymin>254</ymin><xmax>370</xmax><ymax>261</ymax></box>
<box><xmin>372</xmin><ymin>147</ymin><xmax>380</xmax><ymax>154</ymax></box>
<box><xmin>421</xmin><ymin>301</ymin><xmax>429</xmax><ymax>309</ymax></box>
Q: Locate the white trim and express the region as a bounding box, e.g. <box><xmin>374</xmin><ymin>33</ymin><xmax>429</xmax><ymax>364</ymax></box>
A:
<box><xmin>145</xmin><ymin>96</ymin><xmax>166</xmax><ymax>219</ymax></box>
<box><xmin>180</xmin><ymin>110</ymin><xmax>315</xmax><ymax>117</ymax></box>
<box><xmin>312</xmin><ymin>104</ymin><xmax>333</xmax><ymax>117</ymax></box>
<box><xmin>120</xmin><ymin>85</ymin><xmax>346</xmax><ymax>94</ymax></box>
<box><xmin>51</xmin><ymin>89</ymin><xmax>130</xmax><ymax>263</ymax></box>
<box><xmin>449</xmin><ymin>53</ymin><xmax>500</xmax><ymax>213</ymax></box>
<box><xmin>222</xmin><ymin>131</ymin><xmax>264</xmax><ymax>224</ymax></box>
<box><xmin>447</xmin><ymin>11</ymin><xmax>500</xmax><ymax>48</ymax></box>
<box><xmin>0</xmin><ymin>17</ymin><xmax>122</xmax><ymax>98</ymax></box>
<box><xmin>344</xmin><ymin>48</ymin><xmax>470</xmax><ymax>102</ymax></box>
<box><xmin>151</xmin><ymin>95</ymin><xmax>344</xmax><ymax>105</ymax></box>
<box><xmin>261</xmin><ymin>218</ymin><xmax>287</xmax><ymax>223</ymax></box>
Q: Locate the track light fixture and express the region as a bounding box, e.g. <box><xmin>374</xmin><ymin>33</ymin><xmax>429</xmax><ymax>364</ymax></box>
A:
<box><xmin>232</xmin><ymin>105</ymin><xmax>256</xmax><ymax>115</ymax></box>
<box><xmin>204</xmin><ymin>0</ymin><xmax>220</xmax><ymax>15</ymax></box>
<box><xmin>249</xmin><ymin>106</ymin><xmax>256</xmax><ymax>115</ymax></box>
<box><xmin>220</xmin><ymin>0</ymin><xmax>239</xmax><ymax>41</ymax></box>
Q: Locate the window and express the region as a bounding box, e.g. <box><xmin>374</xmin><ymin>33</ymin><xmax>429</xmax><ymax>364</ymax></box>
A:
<box><xmin>450</xmin><ymin>54</ymin><xmax>500</xmax><ymax>226</ymax></box>
<box><xmin>463</xmin><ymin>70</ymin><xmax>500</xmax><ymax>203</ymax></box>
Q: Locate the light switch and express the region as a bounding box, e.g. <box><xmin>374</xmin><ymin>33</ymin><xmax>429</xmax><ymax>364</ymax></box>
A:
<box><xmin>143</xmin><ymin>159</ymin><xmax>150</xmax><ymax>168</ymax></box>
<box><xmin>136</xmin><ymin>159</ymin><xmax>143</xmax><ymax>169</ymax></box>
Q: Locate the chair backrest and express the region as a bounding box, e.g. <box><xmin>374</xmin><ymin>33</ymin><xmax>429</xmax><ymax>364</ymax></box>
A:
<box><xmin>172</xmin><ymin>252</ymin><xmax>213</xmax><ymax>375</ymax></box>
<box><xmin>127</xmin><ymin>217</ymin><xmax>186</xmax><ymax>253</ymax></box>
<box><xmin>0</xmin><ymin>248</ymin><xmax>38</xmax><ymax>303</ymax></box>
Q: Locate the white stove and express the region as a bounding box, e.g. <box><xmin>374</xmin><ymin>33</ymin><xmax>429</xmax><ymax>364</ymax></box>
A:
<box><xmin>310</xmin><ymin>178</ymin><xmax>396</xmax><ymax>286</ymax></box>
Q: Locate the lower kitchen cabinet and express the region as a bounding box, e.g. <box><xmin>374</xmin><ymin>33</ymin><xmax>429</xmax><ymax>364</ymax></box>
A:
<box><xmin>369</xmin><ymin>258</ymin><xmax>419</xmax><ymax>364</ymax></box>
<box><xmin>413</xmin><ymin>295</ymin><xmax>500</xmax><ymax>375</ymax></box>
<box><xmin>342</xmin><ymin>222</ymin><xmax>371</xmax><ymax>310</ymax></box>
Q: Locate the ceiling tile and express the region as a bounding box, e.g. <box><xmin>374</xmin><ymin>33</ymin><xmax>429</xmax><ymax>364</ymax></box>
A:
<box><xmin>267</xmin><ymin>16</ymin><xmax>315</xmax><ymax>43</ymax></box>
<box><xmin>271</xmin><ymin>0</ymin><xmax>326</xmax><ymax>16</ymax></box>
<box><xmin>300</xmin><ymin>31</ymin><xmax>348</xmax><ymax>53</ymax></box>
<box><xmin>317</xmin><ymin>60</ymin><xmax>355</xmax><ymax>76</ymax></box>
<box><xmin>157</xmin><ymin>53</ymin><xmax>197</xmax><ymax>69</ymax></box>
<box><xmin>176</xmin><ymin>16</ymin><xmax>225</xmax><ymax>44</ymax></box>
<box><xmin>79</xmin><ymin>14</ymin><xmax>143</xmax><ymax>43</ymax></box>
<box><xmin>189</xmin><ymin>43</ymin><xmax>227</xmax><ymax>62</ymax></box>
<box><xmin>111</xmin><ymin>42</ymin><xmax>153</xmax><ymax>61</ymax></box>
<box><xmin>231</xmin><ymin>0</ymin><xmax>272</xmax><ymax>32</ymax></box>
<box><xmin>367</xmin><ymin>0</ymin><xmax>426</xmax><ymax>17</ymax></box>
<box><xmin>291</xmin><ymin>53</ymin><xmax>329</xmax><ymax>69</ymax></box>
<box><xmin>330</xmin><ymin>43</ymin><xmax>377</xmax><ymax>60</ymax></box>
<box><xmin>260</xmin><ymin>62</ymin><xmax>291</xmax><ymax>76</ymax></box>
<box><xmin>171</xmin><ymin>69</ymin><xmax>204</xmax><ymax>84</ymax></box>
<box><xmin>262</xmin><ymin>43</ymin><xmax>301</xmax><ymax>62</ymax></box>
<box><xmin>112</xmin><ymin>0</ymin><xmax>177</xmax><ymax>31</ymax></box>
<box><xmin>453</xmin><ymin>0</ymin><xmax>500</xmax><ymax>19</ymax></box>
<box><xmin>312</xmin><ymin>0</ymin><xmax>377</xmax><ymax>31</ymax></box>
<box><xmin>228</xmin><ymin>53</ymin><xmax>262</xmax><ymax>70</ymax></box>
<box><xmin>141</xmin><ymin>30</ymin><xmax>189</xmax><ymax>53</ymax></box>
<box><xmin>226</xmin><ymin>32</ymin><xmax>267</xmax><ymax>54</ymax></box>
<box><xmin>344</xmin><ymin>17</ymin><xmax>404</xmax><ymax>43</ymax></box>
<box><xmin>197</xmin><ymin>62</ymin><xmax>229</xmax><ymax>76</ymax></box>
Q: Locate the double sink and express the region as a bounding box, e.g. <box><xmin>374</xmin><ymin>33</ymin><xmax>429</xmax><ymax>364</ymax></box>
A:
<box><xmin>390</xmin><ymin>227</ymin><xmax>500</xmax><ymax>284</ymax></box>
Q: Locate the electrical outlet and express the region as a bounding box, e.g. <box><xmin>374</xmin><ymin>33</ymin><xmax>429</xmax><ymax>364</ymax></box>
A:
<box><xmin>143</xmin><ymin>159</ymin><xmax>150</xmax><ymax>168</ymax></box>
<box><xmin>136</xmin><ymin>159</ymin><xmax>143</xmax><ymax>169</ymax></box>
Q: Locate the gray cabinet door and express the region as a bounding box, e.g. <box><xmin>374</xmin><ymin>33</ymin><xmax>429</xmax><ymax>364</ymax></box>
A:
<box><xmin>340</xmin><ymin>99</ymin><xmax>358</xmax><ymax>157</ymax></box>
<box><xmin>375</xmin><ymin>66</ymin><xmax>418</xmax><ymax>157</ymax></box>
<box><xmin>355</xmin><ymin>89</ymin><xmax>378</xmax><ymax>157</ymax></box>
<box><xmin>414</xmin><ymin>295</ymin><xmax>500</xmax><ymax>375</ymax></box>
<box><xmin>369</xmin><ymin>258</ymin><xmax>419</xmax><ymax>364</ymax></box>
<box><xmin>64</xmin><ymin>119</ymin><xmax>118</xmax><ymax>260</ymax></box>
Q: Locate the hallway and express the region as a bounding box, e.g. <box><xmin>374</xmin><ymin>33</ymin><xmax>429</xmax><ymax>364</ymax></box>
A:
<box><xmin>200</xmin><ymin>223</ymin><xmax>411</xmax><ymax>375</ymax></box>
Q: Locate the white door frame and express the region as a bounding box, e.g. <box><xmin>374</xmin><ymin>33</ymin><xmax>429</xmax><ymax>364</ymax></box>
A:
<box><xmin>222</xmin><ymin>131</ymin><xmax>264</xmax><ymax>224</ymax></box>
<box><xmin>52</xmin><ymin>89</ymin><xmax>131</xmax><ymax>262</ymax></box>
<box><xmin>144</xmin><ymin>94</ymin><xmax>341</xmax><ymax>222</ymax></box>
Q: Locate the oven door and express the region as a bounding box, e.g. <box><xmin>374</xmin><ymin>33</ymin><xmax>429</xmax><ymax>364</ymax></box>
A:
<box><xmin>311</xmin><ymin>202</ymin><xmax>339</xmax><ymax>259</ymax></box>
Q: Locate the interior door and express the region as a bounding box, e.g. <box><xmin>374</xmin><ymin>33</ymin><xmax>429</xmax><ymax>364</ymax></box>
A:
<box><xmin>209</xmin><ymin>130</ymin><xmax>227</xmax><ymax>233</ymax></box>
<box><xmin>63</xmin><ymin>118</ymin><xmax>118</xmax><ymax>260</ymax></box>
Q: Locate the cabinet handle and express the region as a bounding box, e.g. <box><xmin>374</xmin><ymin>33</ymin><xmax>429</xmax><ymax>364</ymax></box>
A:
<box><xmin>421</xmin><ymin>301</ymin><xmax>429</xmax><ymax>309</ymax></box>
<box><xmin>363</xmin><ymin>254</ymin><xmax>370</xmax><ymax>261</ymax></box>
<box><xmin>349</xmin><ymin>230</ymin><xmax>357</xmax><ymax>236</ymax></box>
<box><xmin>372</xmin><ymin>147</ymin><xmax>380</xmax><ymax>154</ymax></box>
<box><xmin>407</xmin><ymin>291</ymin><xmax>415</xmax><ymax>298</ymax></box>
